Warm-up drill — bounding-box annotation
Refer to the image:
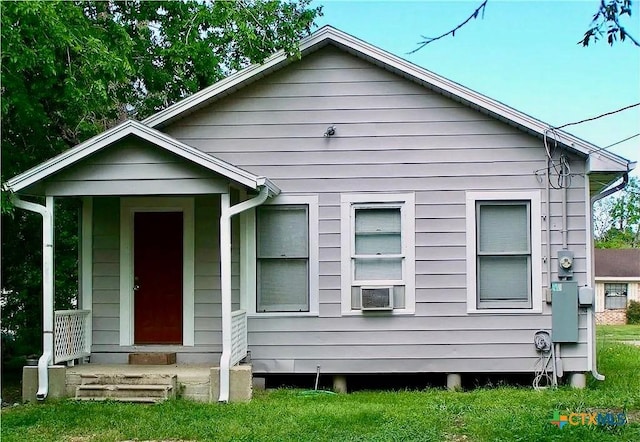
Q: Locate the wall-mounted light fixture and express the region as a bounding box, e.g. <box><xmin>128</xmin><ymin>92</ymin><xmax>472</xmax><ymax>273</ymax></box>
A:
<box><xmin>324</xmin><ymin>125</ymin><xmax>336</xmax><ymax>137</ymax></box>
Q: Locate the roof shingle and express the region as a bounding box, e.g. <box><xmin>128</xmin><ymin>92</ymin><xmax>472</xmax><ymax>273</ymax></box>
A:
<box><xmin>595</xmin><ymin>249</ymin><xmax>640</xmax><ymax>278</ymax></box>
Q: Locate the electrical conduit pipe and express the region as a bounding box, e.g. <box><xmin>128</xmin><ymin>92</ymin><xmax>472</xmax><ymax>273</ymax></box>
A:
<box><xmin>12</xmin><ymin>196</ymin><xmax>55</xmax><ymax>400</ymax></box>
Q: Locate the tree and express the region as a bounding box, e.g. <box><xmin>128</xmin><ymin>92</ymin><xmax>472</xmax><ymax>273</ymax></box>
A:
<box><xmin>1</xmin><ymin>0</ymin><xmax>321</xmax><ymax>361</ymax></box>
<box><xmin>411</xmin><ymin>0</ymin><xmax>639</xmax><ymax>51</ymax></box>
<box><xmin>595</xmin><ymin>177</ymin><xmax>640</xmax><ymax>248</ymax></box>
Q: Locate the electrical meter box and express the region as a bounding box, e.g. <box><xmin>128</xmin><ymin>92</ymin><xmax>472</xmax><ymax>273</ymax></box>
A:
<box><xmin>551</xmin><ymin>281</ymin><xmax>578</xmax><ymax>343</ymax></box>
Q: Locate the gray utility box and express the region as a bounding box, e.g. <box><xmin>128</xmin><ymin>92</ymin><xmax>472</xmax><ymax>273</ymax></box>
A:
<box><xmin>579</xmin><ymin>286</ymin><xmax>594</xmax><ymax>307</ymax></box>
<box><xmin>551</xmin><ymin>281</ymin><xmax>579</xmax><ymax>343</ymax></box>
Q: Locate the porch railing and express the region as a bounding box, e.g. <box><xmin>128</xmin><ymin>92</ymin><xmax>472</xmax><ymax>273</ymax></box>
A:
<box><xmin>54</xmin><ymin>309</ymin><xmax>90</xmax><ymax>364</ymax></box>
<box><xmin>230</xmin><ymin>309</ymin><xmax>248</xmax><ymax>365</ymax></box>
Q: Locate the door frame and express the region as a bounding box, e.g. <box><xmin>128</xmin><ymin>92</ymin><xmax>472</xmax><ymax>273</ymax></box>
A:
<box><xmin>120</xmin><ymin>197</ymin><xmax>195</xmax><ymax>346</ymax></box>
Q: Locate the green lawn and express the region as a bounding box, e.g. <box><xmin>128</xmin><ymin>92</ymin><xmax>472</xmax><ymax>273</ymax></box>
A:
<box><xmin>2</xmin><ymin>343</ymin><xmax>639</xmax><ymax>442</ymax></box>
<box><xmin>598</xmin><ymin>324</ymin><xmax>640</xmax><ymax>342</ymax></box>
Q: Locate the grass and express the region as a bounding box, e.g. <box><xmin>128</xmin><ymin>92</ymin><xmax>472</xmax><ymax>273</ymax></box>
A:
<box><xmin>2</xmin><ymin>343</ymin><xmax>639</xmax><ymax>442</ymax></box>
<box><xmin>597</xmin><ymin>324</ymin><xmax>640</xmax><ymax>342</ymax></box>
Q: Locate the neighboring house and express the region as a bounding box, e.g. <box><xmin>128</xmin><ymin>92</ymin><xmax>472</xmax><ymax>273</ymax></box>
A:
<box><xmin>7</xmin><ymin>26</ymin><xmax>635</xmax><ymax>401</ymax></box>
<box><xmin>594</xmin><ymin>249</ymin><xmax>640</xmax><ymax>325</ymax></box>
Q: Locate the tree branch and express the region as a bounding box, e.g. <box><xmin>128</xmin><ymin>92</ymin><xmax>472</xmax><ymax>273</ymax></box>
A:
<box><xmin>408</xmin><ymin>0</ymin><xmax>487</xmax><ymax>53</ymax></box>
<box><xmin>580</xmin><ymin>0</ymin><xmax>640</xmax><ymax>47</ymax></box>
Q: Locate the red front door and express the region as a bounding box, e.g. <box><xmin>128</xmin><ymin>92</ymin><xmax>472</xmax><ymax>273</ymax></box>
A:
<box><xmin>134</xmin><ymin>211</ymin><xmax>183</xmax><ymax>344</ymax></box>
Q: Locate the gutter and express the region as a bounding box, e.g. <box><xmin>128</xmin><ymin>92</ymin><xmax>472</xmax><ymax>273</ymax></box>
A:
<box><xmin>11</xmin><ymin>195</ymin><xmax>55</xmax><ymax>400</ymax></box>
<box><xmin>587</xmin><ymin>172</ymin><xmax>630</xmax><ymax>381</ymax></box>
<box><xmin>219</xmin><ymin>185</ymin><xmax>274</xmax><ymax>402</ymax></box>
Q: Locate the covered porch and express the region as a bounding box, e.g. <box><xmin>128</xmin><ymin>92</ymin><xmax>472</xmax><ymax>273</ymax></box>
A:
<box><xmin>7</xmin><ymin>120</ymin><xmax>280</xmax><ymax>402</ymax></box>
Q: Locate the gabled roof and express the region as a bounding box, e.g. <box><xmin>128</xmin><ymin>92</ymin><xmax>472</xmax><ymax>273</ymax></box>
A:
<box><xmin>7</xmin><ymin>119</ymin><xmax>280</xmax><ymax>195</ymax></box>
<box><xmin>142</xmin><ymin>25</ymin><xmax>633</xmax><ymax>177</ymax></box>
<box><xmin>595</xmin><ymin>249</ymin><xmax>640</xmax><ymax>278</ymax></box>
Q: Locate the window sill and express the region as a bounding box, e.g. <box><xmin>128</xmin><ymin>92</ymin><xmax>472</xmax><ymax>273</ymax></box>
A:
<box><xmin>341</xmin><ymin>309</ymin><xmax>415</xmax><ymax>316</ymax></box>
<box><xmin>466</xmin><ymin>308</ymin><xmax>542</xmax><ymax>315</ymax></box>
<box><xmin>247</xmin><ymin>311</ymin><xmax>319</xmax><ymax>318</ymax></box>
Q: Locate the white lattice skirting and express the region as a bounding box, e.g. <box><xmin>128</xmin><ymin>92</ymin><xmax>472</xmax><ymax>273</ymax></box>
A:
<box><xmin>230</xmin><ymin>310</ymin><xmax>248</xmax><ymax>366</ymax></box>
<box><xmin>54</xmin><ymin>309</ymin><xmax>90</xmax><ymax>364</ymax></box>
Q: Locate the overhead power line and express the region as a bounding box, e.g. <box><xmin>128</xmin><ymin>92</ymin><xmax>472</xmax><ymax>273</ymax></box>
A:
<box><xmin>589</xmin><ymin>133</ymin><xmax>640</xmax><ymax>155</ymax></box>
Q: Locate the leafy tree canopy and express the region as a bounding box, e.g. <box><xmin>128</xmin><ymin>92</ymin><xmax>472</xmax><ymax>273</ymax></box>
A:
<box><xmin>595</xmin><ymin>176</ymin><xmax>640</xmax><ymax>248</ymax></box>
<box><xmin>0</xmin><ymin>0</ymin><xmax>321</xmax><ymax>361</ymax></box>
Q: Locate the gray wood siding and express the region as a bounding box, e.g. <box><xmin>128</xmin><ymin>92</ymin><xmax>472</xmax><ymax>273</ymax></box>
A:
<box><xmin>91</xmin><ymin>197</ymin><xmax>120</xmax><ymax>348</ymax></box>
<box><xmin>164</xmin><ymin>45</ymin><xmax>590</xmax><ymax>374</ymax></box>
<box><xmin>43</xmin><ymin>139</ymin><xmax>227</xmax><ymax>196</ymax></box>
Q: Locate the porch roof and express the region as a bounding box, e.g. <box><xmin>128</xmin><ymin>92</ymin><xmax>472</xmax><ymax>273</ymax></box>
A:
<box><xmin>6</xmin><ymin>119</ymin><xmax>280</xmax><ymax>197</ymax></box>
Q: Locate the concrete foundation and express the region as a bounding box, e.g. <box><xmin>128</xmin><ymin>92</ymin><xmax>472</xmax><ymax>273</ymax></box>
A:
<box><xmin>22</xmin><ymin>366</ymin><xmax>67</xmax><ymax>403</ymax></box>
<box><xmin>333</xmin><ymin>375</ymin><xmax>348</xmax><ymax>393</ymax></box>
<box><xmin>210</xmin><ymin>365</ymin><xmax>252</xmax><ymax>402</ymax></box>
<box><xmin>252</xmin><ymin>376</ymin><xmax>266</xmax><ymax>391</ymax></box>
<box><xmin>569</xmin><ymin>372</ymin><xmax>586</xmax><ymax>389</ymax></box>
<box><xmin>447</xmin><ymin>373</ymin><xmax>462</xmax><ymax>391</ymax></box>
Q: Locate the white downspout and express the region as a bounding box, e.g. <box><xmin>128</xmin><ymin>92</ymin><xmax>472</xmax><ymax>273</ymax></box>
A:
<box><xmin>12</xmin><ymin>195</ymin><xmax>55</xmax><ymax>400</ymax></box>
<box><xmin>219</xmin><ymin>186</ymin><xmax>270</xmax><ymax>402</ymax></box>
<box><xmin>587</xmin><ymin>172</ymin><xmax>629</xmax><ymax>381</ymax></box>
<box><xmin>586</xmin><ymin>174</ymin><xmax>604</xmax><ymax>381</ymax></box>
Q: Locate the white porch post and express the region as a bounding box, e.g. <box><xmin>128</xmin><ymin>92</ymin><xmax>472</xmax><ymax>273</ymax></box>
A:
<box><xmin>219</xmin><ymin>192</ymin><xmax>232</xmax><ymax>403</ymax></box>
<box><xmin>219</xmin><ymin>186</ymin><xmax>270</xmax><ymax>402</ymax></box>
<box><xmin>12</xmin><ymin>195</ymin><xmax>55</xmax><ymax>400</ymax></box>
<box><xmin>41</xmin><ymin>196</ymin><xmax>55</xmax><ymax>397</ymax></box>
<box><xmin>81</xmin><ymin>197</ymin><xmax>93</xmax><ymax>356</ymax></box>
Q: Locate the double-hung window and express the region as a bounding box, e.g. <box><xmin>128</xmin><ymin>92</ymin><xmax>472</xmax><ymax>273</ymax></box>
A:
<box><xmin>466</xmin><ymin>191</ymin><xmax>542</xmax><ymax>313</ymax></box>
<box><xmin>341</xmin><ymin>193</ymin><xmax>415</xmax><ymax>314</ymax></box>
<box><xmin>256</xmin><ymin>205</ymin><xmax>309</xmax><ymax>312</ymax></box>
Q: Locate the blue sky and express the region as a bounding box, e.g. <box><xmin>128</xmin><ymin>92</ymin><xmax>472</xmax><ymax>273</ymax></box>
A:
<box><xmin>313</xmin><ymin>0</ymin><xmax>640</xmax><ymax>176</ymax></box>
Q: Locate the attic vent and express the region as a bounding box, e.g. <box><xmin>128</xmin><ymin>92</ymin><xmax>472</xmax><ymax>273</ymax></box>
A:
<box><xmin>361</xmin><ymin>287</ymin><xmax>393</xmax><ymax>311</ymax></box>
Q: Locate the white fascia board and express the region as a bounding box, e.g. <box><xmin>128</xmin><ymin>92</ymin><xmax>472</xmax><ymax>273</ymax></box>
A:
<box><xmin>7</xmin><ymin>119</ymin><xmax>138</xmax><ymax>192</ymax></box>
<box><xmin>595</xmin><ymin>276</ymin><xmax>640</xmax><ymax>282</ymax></box>
<box><xmin>7</xmin><ymin>119</ymin><xmax>279</xmax><ymax>194</ymax></box>
<box><xmin>588</xmin><ymin>153</ymin><xmax>636</xmax><ymax>174</ymax></box>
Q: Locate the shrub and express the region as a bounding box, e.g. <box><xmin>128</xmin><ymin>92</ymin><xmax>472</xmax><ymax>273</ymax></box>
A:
<box><xmin>627</xmin><ymin>300</ymin><xmax>640</xmax><ymax>325</ymax></box>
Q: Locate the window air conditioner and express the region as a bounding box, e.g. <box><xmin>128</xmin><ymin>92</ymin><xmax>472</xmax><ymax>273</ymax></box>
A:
<box><xmin>361</xmin><ymin>286</ymin><xmax>393</xmax><ymax>311</ymax></box>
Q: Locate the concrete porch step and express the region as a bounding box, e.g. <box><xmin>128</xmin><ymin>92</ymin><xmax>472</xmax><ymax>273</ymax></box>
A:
<box><xmin>128</xmin><ymin>352</ymin><xmax>177</xmax><ymax>365</ymax></box>
<box><xmin>79</xmin><ymin>373</ymin><xmax>177</xmax><ymax>386</ymax></box>
<box><xmin>75</xmin><ymin>384</ymin><xmax>174</xmax><ymax>402</ymax></box>
<box><xmin>74</xmin><ymin>396</ymin><xmax>165</xmax><ymax>404</ymax></box>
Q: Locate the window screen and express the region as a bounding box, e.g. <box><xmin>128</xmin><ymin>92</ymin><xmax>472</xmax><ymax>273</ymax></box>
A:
<box><xmin>257</xmin><ymin>205</ymin><xmax>309</xmax><ymax>312</ymax></box>
<box><xmin>476</xmin><ymin>202</ymin><xmax>531</xmax><ymax>308</ymax></box>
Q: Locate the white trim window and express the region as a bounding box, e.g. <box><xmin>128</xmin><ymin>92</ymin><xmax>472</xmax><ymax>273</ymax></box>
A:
<box><xmin>242</xmin><ymin>195</ymin><xmax>319</xmax><ymax>316</ymax></box>
<box><xmin>257</xmin><ymin>204</ymin><xmax>309</xmax><ymax>312</ymax></box>
<box><xmin>466</xmin><ymin>191</ymin><xmax>542</xmax><ymax>313</ymax></box>
<box><xmin>604</xmin><ymin>283</ymin><xmax>628</xmax><ymax>310</ymax></box>
<box><xmin>341</xmin><ymin>193</ymin><xmax>415</xmax><ymax>315</ymax></box>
